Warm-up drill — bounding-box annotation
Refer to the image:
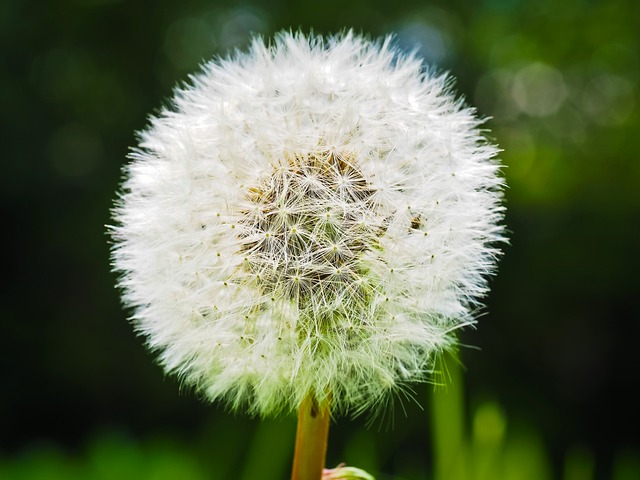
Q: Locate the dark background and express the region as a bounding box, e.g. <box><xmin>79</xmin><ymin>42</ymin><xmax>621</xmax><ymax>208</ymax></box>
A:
<box><xmin>2</xmin><ymin>0</ymin><xmax>639</xmax><ymax>478</ymax></box>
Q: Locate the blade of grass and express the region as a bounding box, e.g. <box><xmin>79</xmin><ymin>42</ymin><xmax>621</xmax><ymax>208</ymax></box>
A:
<box><xmin>430</xmin><ymin>352</ymin><xmax>468</xmax><ymax>480</ymax></box>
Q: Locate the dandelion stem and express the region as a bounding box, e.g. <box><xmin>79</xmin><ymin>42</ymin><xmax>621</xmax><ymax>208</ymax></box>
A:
<box><xmin>291</xmin><ymin>394</ymin><xmax>331</xmax><ymax>480</ymax></box>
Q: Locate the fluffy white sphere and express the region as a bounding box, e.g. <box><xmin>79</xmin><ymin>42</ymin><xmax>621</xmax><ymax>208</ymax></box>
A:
<box><xmin>111</xmin><ymin>31</ymin><xmax>505</xmax><ymax>417</ymax></box>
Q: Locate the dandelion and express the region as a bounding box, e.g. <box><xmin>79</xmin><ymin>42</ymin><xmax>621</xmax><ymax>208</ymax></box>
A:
<box><xmin>111</xmin><ymin>31</ymin><xmax>505</xmax><ymax>479</ymax></box>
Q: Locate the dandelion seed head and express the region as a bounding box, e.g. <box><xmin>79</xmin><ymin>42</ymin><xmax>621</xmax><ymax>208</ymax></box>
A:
<box><xmin>111</xmin><ymin>31</ymin><xmax>506</xmax><ymax>417</ymax></box>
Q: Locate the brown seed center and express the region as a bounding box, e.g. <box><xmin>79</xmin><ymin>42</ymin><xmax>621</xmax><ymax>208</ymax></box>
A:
<box><xmin>238</xmin><ymin>151</ymin><xmax>384</xmax><ymax>307</ymax></box>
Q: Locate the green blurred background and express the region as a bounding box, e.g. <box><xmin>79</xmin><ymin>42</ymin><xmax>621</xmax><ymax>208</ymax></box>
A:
<box><xmin>2</xmin><ymin>0</ymin><xmax>639</xmax><ymax>478</ymax></box>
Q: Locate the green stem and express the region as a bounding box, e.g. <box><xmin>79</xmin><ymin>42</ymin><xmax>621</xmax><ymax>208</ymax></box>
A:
<box><xmin>291</xmin><ymin>394</ymin><xmax>331</xmax><ymax>480</ymax></box>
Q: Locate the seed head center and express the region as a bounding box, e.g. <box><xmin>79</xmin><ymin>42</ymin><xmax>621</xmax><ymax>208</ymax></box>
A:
<box><xmin>239</xmin><ymin>151</ymin><xmax>382</xmax><ymax>304</ymax></box>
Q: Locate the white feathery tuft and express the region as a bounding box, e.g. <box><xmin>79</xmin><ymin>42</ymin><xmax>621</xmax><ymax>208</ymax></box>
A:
<box><xmin>110</xmin><ymin>31</ymin><xmax>506</xmax><ymax>417</ymax></box>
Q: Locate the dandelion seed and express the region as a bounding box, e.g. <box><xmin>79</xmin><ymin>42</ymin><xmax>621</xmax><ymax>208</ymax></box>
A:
<box><xmin>110</xmin><ymin>31</ymin><xmax>505</xmax><ymax>419</ymax></box>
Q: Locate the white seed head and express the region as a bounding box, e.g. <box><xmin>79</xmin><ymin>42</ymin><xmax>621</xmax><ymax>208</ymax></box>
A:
<box><xmin>110</xmin><ymin>31</ymin><xmax>506</xmax><ymax>417</ymax></box>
